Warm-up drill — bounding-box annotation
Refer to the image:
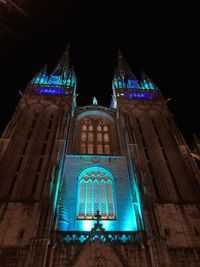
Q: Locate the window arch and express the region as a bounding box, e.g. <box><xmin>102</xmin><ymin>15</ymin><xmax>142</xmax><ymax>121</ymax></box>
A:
<box><xmin>77</xmin><ymin>168</ymin><xmax>115</xmax><ymax>220</ymax></box>
<box><xmin>79</xmin><ymin>119</ymin><xmax>112</xmax><ymax>155</ymax></box>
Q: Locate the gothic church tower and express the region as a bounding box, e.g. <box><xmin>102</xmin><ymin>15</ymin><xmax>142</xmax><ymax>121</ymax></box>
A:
<box><xmin>0</xmin><ymin>47</ymin><xmax>200</xmax><ymax>267</ymax></box>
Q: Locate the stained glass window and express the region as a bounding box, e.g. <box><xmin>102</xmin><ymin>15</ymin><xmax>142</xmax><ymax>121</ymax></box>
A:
<box><xmin>104</xmin><ymin>144</ymin><xmax>110</xmax><ymax>154</ymax></box>
<box><xmin>89</xmin><ymin>125</ymin><xmax>93</xmax><ymax>131</ymax></box>
<box><xmin>97</xmin><ymin>144</ymin><xmax>103</xmax><ymax>154</ymax></box>
<box><xmin>97</xmin><ymin>133</ymin><xmax>102</xmax><ymax>142</ymax></box>
<box><xmin>80</xmin><ymin>143</ymin><xmax>86</xmax><ymax>154</ymax></box>
<box><xmin>82</xmin><ymin>125</ymin><xmax>87</xmax><ymax>131</ymax></box>
<box><xmin>79</xmin><ymin>120</ymin><xmax>111</xmax><ymax>155</ymax></box>
<box><xmin>97</xmin><ymin>125</ymin><xmax>102</xmax><ymax>131</ymax></box>
<box><xmin>103</xmin><ymin>125</ymin><xmax>108</xmax><ymax>132</ymax></box>
<box><xmin>104</xmin><ymin>133</ymin><xmax>109</xmax><ymax>142</ymax></box>
<box><xmin>77</xmin><ymin>170</ymin><xmax>115</xmax><ymax>220</ymax></box>
<box><xmin>88</xmin><ymin>144</ymin><xmax>94</xmax><ymax>154</ymax></box>
<box><xmin>88</xmin><ymin>132</ymin><xmax>93</xmax><ymax>142</ymax></box>
<box><xmin>81</xmin><ymin>132</ymin><xmax>87</xmax><ymax>141</ymax></box>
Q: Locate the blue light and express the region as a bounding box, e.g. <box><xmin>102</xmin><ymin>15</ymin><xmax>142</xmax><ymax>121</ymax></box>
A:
<box><xmin>48</xmin><ymin>75</ymin><xmax>61</xmax><ymax>85</ymax></box>
<box><xmin>125</xmin><ymin>92</ymin><xmax>159</xmax><ymax>99</ymax></box>
<box><xmin>77</xmin><ymin>220</ymin><xmax>117</xmax><ymax>232</ymax></box>
<box><xmin>128</xmin><ymin>80</ymin><xmax>140</xmax><ymax>89</ymax></box>
<box><xmin>55</xmin><ymin>157</ymin><xmax>144</xmax><ymax>234</ymax></box>
<box><xmin>133</xmin><ymin>180</ymin><xmax>144</xmax><ymax>230</ymax></box>
<box><xmin>149</xmin><ymin>81</ymin><xmax>155</xmax><ymax>90</ymax></box>
<box><xmin>67</xmin><ymin>79</ymin><xmax>71</xmax><ymax>86</ymax></box>
<box><xmin>32</xmin><ymin>70</ymin><xmax>77</xmax><ymax>88</ymax></box>
<box><xmin>82</xmin><ymin>220</ymin><xmax>94</xmax><ymax>231</ymax></box>
<box><xmin>114</xmin><ymin>78</ymin><xmax>157</xmax><ymax>91</ymax></box>
<box><xmin>35</xmin><ymin>88</ymin><xmax>66</xmax><ymax>95</ymax></box>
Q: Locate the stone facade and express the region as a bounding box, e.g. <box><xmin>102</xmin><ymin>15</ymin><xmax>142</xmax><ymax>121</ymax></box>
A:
<box><xmin>0</xmin><ymin>48</ymin><xmax>200</xmax><ymax>266</ymax></box>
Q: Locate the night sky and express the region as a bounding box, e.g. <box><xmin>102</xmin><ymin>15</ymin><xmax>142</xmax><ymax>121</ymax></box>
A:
<box><xmin>0</xmin><ymin>1</ymin><xmax>198</xmax><ymax>147</ymax></box>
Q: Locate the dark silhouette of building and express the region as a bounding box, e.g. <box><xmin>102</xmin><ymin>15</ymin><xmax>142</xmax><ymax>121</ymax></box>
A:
<box><xmin>0</xmin><ymin>46</ymin><xmax>200</xmax><ymax>267</ymax></box>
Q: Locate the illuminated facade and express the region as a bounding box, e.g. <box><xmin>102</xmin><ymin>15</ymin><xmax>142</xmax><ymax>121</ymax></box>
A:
<box><xmin>0</xmin><ymin>47</ymin><xmax>200</xmax><ymax>267</ymax></box>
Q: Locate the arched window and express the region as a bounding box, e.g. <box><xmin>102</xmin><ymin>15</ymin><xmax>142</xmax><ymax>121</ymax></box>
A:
<box><xmin>78</xmin><ymin>119</ymin><xmax>111</xmax><ymax>155</ymax></box>
<box><xmin>78</xmin><ymin>169</ymin><xmax>115</xmax><ymax>220</ymax></box>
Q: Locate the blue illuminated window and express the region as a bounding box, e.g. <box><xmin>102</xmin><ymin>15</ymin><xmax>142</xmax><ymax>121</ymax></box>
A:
<box><xmin>78</xmin><ymin>170</ymin><xmax>115</xmax><ymax>220</ymax></box>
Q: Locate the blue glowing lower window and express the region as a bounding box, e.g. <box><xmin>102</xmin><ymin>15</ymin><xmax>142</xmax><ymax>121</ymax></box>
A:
<box><xmin>78</xmin><ymin>171</ymin><xmax>115</xmax><ymax>220</ymax></box>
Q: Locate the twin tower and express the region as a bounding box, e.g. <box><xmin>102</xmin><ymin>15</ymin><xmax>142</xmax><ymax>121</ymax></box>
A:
<box><xmin>0</xmin><ymin>46</ymin><xmax>200</xmax><ymax>267</ymax></box>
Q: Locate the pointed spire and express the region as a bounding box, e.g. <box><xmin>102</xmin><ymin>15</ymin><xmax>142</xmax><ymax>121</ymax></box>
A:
<box><xmin>57</xmin><ymin>44</ymin><xmax>70</xmax><ymax>67</ymax></box>
<box><xmin>50</xmin><ymin>44</ymin><xmax>71</xmax><ymax>77</ymax></box>
<box><xmin>117</xmin><ymin>49</ymin><xmax>137</xmax><ymax>80</ymax></box>
<box><xmin>141</xmin><ymin>69</ymin><xmax>150</xmax><ymax>81</ymax></box>
<box><xmin>37</xmin><ymin>64</ymin><xmax>48</xmax><ymax>76</ymax></box>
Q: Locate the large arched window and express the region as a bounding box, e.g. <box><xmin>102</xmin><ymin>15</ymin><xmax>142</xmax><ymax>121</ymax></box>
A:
<box><xmin>79</xmin><ymin>120</ymin><xmax>111</xmax><ymax>155</ymax></box>
<box><xmin>77</xmin><ymin>168</ymin><xmax>115</xmax><ymax>220</ymax></box>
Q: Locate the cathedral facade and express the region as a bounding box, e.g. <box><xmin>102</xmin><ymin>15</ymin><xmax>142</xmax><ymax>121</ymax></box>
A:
<box><xmin>0</xmin><ymin>47</ymin><xmax>200</xmax><ymax>267</ymax></box>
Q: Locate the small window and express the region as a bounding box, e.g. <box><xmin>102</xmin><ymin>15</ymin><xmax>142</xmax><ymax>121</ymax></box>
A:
<box><xmin>97</xmin><ymin>133</ymin><xmax>102</xmax><ymax>142</ymax></box>
<box><xmin>104</xmin><ymin>144</ymin><xmax>110</xmax><ymax>154</ymax></box>
<box><xmin>97</xmin><ymin>125</ymin><xmax>102</xmax><ymax>131</ymax></box>
<box><xmin>88</xmin><ymin>132</ymin><xmax>93</xmax><ymax>142</ymax></box>
<box><xmin>81</xmin><ymin>132</ymin><xmax>87</xmax><ymax>141</ymax></box>
<box><xmin>104</xmin><ymin>133</ymin><xmax>109</xmax><ymax>142</ymax></box>
<box><xmin>88</xmin><ymin>125</ymin><xmax>93</xmax><ymax>131</ymax></box>
<box><xmin>88</xmin><ymin>144</ymin><xmax>94</xmax><ymax>154</ymax></box>
<box><xmin>81</xmin><ymin>143</ymin><xmax>86</xmax><ymax>154</ymax></box>
<box><xmin>82</xmin><ymin>125</ymin><xmax>87</xmax><ymax>131</ymax></box>
<box><xmin>97</xmin><ymin>144</ymin><xmax>103</xmax><ymax>154</ymax></box>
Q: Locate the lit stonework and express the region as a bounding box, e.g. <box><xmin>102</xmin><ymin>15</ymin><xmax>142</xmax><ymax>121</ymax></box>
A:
<box><xmin>0</xmin><ymin>47</ymin><xmax>200</xmax><ymax>267</ymax></box>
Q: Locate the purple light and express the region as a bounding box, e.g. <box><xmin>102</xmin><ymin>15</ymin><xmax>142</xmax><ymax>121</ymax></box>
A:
<box><xmin>128</xmin><ymin>80</ymin><xmax>140</xmax><ymax>89</ymax></box>
<box><xmin>125</xmin><ymin>92</ymin><xmax>159</xmax><ymax>99</ymax></box>
<box><xmin>35</xmin><ymin>88</ymin><xmax>66</xmax><ymax>95</ymax></box>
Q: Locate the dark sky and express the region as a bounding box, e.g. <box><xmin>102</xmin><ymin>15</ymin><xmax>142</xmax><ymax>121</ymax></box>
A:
<box><xmin>0</xmin><ymin>1</ymin><xmax>199</xmax><ymax>147</ymax></box>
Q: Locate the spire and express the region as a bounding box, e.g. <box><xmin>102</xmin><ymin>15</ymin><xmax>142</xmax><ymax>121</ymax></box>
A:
<box><xmin>112</xmin><ymin>50</ymin><xmax>140</xmax><ymax>93</ymax></box>
<box><xmin>112</xmin><ymin>50</ymin><xmax>160</xmax><ymax>102</ymax></box>
<box><xmin>50</xmin><ymin>44</ymin><xmax>70</xmax><ymax>76</ymax></box>
<box><xmin>57</xmin><ymin>44</ymin><xmax>70</xmax><ymax>68</ymax></box>
<box><xmin>141</xmin><ymin>69</ymin><xmax>150</xmax><ymax>81</ymax></box>
<box><xmin>29</xmin><ymin>44</ymin><xmax>76</xmax><ymax>95</ymax></box>
<box><xmin>117</xmin><ymin>49</ymin><xmax>137</xmax><ymax>80</ymax></box>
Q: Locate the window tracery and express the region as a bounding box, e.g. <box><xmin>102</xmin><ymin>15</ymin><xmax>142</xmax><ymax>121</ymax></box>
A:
<box><xmin>79</xmin><ymin>119</ymin><xmax>111</xmax><ymax>155</ymax></box>
<box><xmin>78</xmin><ymin>170</ymin><xmax>115</xmax><ymax>220</ymax></box>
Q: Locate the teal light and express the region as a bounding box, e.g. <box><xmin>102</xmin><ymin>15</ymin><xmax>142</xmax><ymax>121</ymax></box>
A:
<box><xmin>133</xmin><ymin>178</ymin><xmax>144</xmax><ymax>230</ymax></box>
<box><xmin>113</xmin><ymin>77</ymin><xmax>157</xmax><ymax>91</ymax></box>
<box><xmin>82</xmin><ymin>220</ymin><xmax>94</xmax><ymax>231</ymax></box>
<box><xmin>78</xmin><ymin>219</ymin><xmax>115</xmax><ymax>232</ymax></box>
<box><xmin>55</xmin><ymin>157</ymin><xmax>144</xmax><ymax>234</ymax></box>
<box><xmin>31</xmin><ymin>68</ymin><xmax>76</xmax><ymax>88</ymax></box>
